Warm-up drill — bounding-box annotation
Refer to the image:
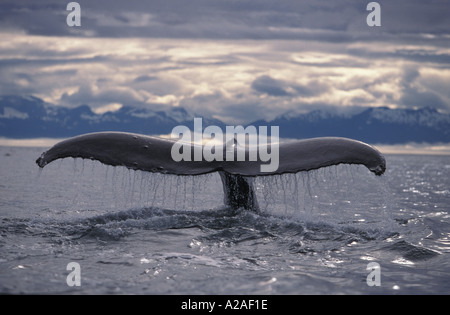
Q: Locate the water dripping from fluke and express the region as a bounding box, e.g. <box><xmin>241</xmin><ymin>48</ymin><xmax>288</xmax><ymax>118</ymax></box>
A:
<box><xmin>35</xmin><ymin>132</ymin><xmax>386</xmax><ymax>214</ymax></box>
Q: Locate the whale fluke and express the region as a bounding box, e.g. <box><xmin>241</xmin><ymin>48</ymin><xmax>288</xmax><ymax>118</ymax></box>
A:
<box><xmin>36</xmin><ymin>132</ymin><xmax>386</xmax><ymax>211</ymax></box>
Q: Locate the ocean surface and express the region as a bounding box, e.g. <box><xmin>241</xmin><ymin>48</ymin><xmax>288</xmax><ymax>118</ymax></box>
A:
<box><xmin>0</xmin><ymin>146</ymin><xmax>449</xmax><ymax>295</ymax></box>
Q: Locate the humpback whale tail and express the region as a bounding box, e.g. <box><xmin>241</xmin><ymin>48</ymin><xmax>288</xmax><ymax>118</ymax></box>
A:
<box><xmin>36</xmin><ymin>132</ymin><xmax>386</xmax><ymax>212</ymax></box>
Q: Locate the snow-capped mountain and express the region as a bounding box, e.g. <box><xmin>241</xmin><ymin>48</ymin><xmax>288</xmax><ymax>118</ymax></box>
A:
<box><xmin>0</xmin><ymin>95</ymin><xmax>223</xmax><ymax>138</ymax></box>
<box><xmin>251</xmin><ymin>106</ymin><xmax>450</xmax><ymax>143</ymax></box>
<box><xmin>1</xmin><ymin>95</ymin><xmax>449</xmax><ymax>144</ymax></box>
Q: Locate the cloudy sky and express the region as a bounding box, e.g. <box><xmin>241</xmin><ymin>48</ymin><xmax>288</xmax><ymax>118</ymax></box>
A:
<box><xmin>0</xmin><ymin>0</ymin><xmax>449</xmax><ymax>123</ymax></box>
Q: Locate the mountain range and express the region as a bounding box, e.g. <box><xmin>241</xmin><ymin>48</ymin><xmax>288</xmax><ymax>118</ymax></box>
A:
<box><xmin>1</xmin><ymin>95</ymin><xmax>449</xmax><ymax>144</ymax></box>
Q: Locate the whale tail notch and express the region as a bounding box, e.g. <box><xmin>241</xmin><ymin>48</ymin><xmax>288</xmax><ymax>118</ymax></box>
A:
<box><xmin>36</xmin><ymin>132</ymin><xmax>386</xmax><ymax>212</ymax></box>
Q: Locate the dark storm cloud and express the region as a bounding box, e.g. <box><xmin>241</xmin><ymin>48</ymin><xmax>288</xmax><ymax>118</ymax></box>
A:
<box><xmin>347</xmin><ymin>48</ymin><xmax>450</xmax><ymax>67</ymax></box>
<box><xmin>1</xmin><ymin>0</ymin><xmax>449</xmax><ymax>41</ymax></box>
<box><xmin>133</xmin><ymin>75</ymin><xmax>158</xmax><ymax>83</ymax></box>
<box><xmin>401</xmin><ymin>89</ymin><xmax>447</xmax><ymax>110</ymax></box>
<box><xmin>251</xmin><ymin>76</ymin><xmax>290</xmax><ymax>97</ymax></box>
<box><xmin>251</xmin><ymin>75</ymin><xmax>328</xmax><ymax>97</ymax></box>
<box><xmin>400</xmin><ymin>67</ymin><xmax>448</xmax><ymax>110</ymax></box>
<box><xmin>0</xmin><ymin>55</ymin><xmax>108</xmax><ymax>69</ymax></box>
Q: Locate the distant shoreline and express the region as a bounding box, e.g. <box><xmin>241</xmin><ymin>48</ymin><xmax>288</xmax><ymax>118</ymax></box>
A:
<box><xmin>373</xmin><ymin>144</ymin><xmax>450</xmax><ymax>156</ymax></box>
<box><xmin>1</xmin><ymin>136</ymin><xmax>450</xmax><ymax>156</ymax></box>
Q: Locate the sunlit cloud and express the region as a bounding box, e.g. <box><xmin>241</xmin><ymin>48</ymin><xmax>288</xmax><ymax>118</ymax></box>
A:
<box><xmin>92</xmin><ymin>103</ymin><xmax>123</xmax><ymax>114</ymax></box>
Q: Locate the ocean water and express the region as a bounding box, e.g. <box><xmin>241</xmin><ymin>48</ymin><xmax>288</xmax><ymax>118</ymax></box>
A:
<box><xmin>0</xmin><ymin>146</ymin><xmax>449</xmax><ymax>295</ymax></box>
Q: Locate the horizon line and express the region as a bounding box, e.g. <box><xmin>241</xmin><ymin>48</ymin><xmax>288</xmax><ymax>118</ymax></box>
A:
<box><xmin>1</xmin><ymin>136</ymin><xmax>450</xmax><ymax>156</ymax></box>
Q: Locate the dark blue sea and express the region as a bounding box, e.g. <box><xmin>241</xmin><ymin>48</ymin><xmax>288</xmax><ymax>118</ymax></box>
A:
<box><xmin>0</xmin><ymin>146</ymin><xmax>449</xmax><ymax>294</ymax></box>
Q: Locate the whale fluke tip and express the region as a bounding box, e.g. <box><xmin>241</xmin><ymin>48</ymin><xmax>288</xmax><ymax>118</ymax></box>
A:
<box><xmin>36</xmin><ymin>153</ymin><xmax>47</xmax><ymax>168</ymax></box>
<box><xmin>373</xmin><ymin>162</ymin><xmax>386</xmax><ymax>176</ymax></box>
